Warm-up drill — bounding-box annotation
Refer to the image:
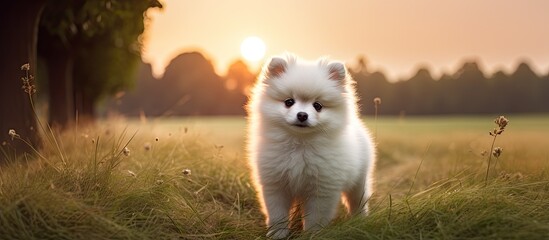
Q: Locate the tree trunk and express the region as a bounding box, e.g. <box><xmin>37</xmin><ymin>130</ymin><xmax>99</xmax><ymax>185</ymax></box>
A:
<box><xmin>0</xmin><ymin>1</ymin><xmax>46</xmax><ymax>160</ymax></box>
<box><xmin>45</xmin><ymin>49</ymin><xmax>75</xmax><ymax>128</ymax></box>
<box><xmin>74</xmin><ymin>89</ymin><xmax>96</xmax><ymax>125</ymax></box>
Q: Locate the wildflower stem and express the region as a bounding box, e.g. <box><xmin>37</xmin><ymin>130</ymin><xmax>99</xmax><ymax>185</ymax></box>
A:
<box><xmin>485</xmin><ymin>134</ymin><xmax>497</xmax><ymax>186</ymax></box>
<box><xmin>373</xmin><ymin>97</ymin><xmax>381</xmax><ymax>140</ymax></box>
<box><xmin>374</xmin><ymin>103</ymin><xmax>378</xmax><ymax>140</ymax></box>
<box><xmin>22</xmin><ymin>64</ymin><xmax>67</xmax><ymax>166</ymax></box>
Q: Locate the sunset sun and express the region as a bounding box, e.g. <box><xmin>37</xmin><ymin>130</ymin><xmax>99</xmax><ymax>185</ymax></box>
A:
<box><xmin>240</xmin><ymin>36</ymin><xmax>266</xmax><ymax>62</ymax></box>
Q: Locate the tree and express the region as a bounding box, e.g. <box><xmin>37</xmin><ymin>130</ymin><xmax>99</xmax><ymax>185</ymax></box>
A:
<box><xmin>111</xmin><ymin>53</ymin><xmax>253</xmax><ymax>116</ymax></box>
<box><xmin>452</xmin><ymin>61</ymin><xmax>488</xmax><ymax>114</ymax></box>
<box><xmin>403</xmin><ymin>67</ymin><xmax>436</xmax><ymax>114</ymax></box>
<box><xmin>225</xmin><ymin>60</ymin><xmax>256</xmax><ymax>114</ymax></box>
<box><xmin>0</xmin><ymin>1</ymin><xmax>47</xmax><ymax>158</ymax></box>
<box><xmin>542</xmin><ymin>73</ymin><xmax>549</xmax><ymax>112</ymax></box>
<box><xmin>38</xmin><ymin>13</ymin><xmax>74</xmax><ymax>128</ymax></box>
<box><xmin>353</xmin><ymin>69</ymin><xmax>393</xmax><ymax>115</ymax></box>
<box><xmin>107</xmin><ymin>62</ymin><xmax>158</xmax><ymax>117</ymax></box>
<box><xmin>487</xmin><ymin>70</ymin><xmax>511</xmax><ymax>114</ymax></box>
<box><xmin>509</xmin><ymin>62</ymin><xmax>542</xmax><ymax>112</ymax></box>
<box><xmin>161</xmin><ymin>52</ymin><xmax>231</xmax><ymax>115</ymax></box>
<box><xmin>226</xmin><ymin>60</ymin><xmax>256</xmax><ymax>96</ymax></box>
<box><xmin>38</xmin><ymin>0</ymin><xmax>162</xmax><ymax>125</ymax></box>
<box><xmin>433</xmin><ymin>73</ymin><xmax>455</xmax><ymax>114</ymax></box>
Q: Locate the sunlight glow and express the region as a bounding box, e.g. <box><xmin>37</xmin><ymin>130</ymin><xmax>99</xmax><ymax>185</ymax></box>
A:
<box><xmin>240</xmin><ymin>36</ymin><xmax>266</xmax><ymax>62</ymax></box>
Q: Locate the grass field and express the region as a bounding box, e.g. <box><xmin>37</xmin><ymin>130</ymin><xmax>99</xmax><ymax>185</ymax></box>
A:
<box><xmin>1</xmin><ymin>115</ymin><xmax>548</xmax><ymax>239</ymax></box>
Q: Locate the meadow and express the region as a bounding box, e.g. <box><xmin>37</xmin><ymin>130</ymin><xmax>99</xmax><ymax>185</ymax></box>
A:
<box><xmin>1</xmin><ymin>115</ymin><xmax>548</xmax><ymax>239</ymax></box>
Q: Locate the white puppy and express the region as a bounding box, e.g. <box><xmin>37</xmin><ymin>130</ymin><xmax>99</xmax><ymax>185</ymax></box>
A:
<box><xmin>247</xmin><ymin>54</ymin><xmax>376</xmax><ymax>239</ymax></box>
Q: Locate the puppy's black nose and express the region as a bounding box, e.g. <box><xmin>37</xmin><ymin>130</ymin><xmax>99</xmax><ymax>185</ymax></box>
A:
<box><xmin>297</xmin><ymin>112</ymin><xmax>308</xmax><ymax>122</ymax></box>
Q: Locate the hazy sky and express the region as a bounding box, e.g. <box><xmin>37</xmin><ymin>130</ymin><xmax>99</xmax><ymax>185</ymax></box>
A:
<box><xmin>142</xmin><ymin>0</ymin><xmax>549</xmax><ymax>80</ymax></box>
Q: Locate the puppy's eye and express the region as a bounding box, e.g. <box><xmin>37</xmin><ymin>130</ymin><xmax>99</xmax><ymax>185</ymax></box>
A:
<box><xmin>284</xmin><ymin>98</ymin><xmax>295</xmax><ymax>107</ymax></box>
<box><xmin>313</xmin><ymin>102</ymin><xmax>323</xmax><ymax>112</ymax></box>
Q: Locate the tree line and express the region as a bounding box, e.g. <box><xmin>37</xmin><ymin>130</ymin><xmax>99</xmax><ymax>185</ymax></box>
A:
<box><xmin>352</xmin><ymin>58</ymin><xmax>549</xmax><ymax>115</ymax></box>
<box><xmin>110</xmin><ymin>53</ymin><xmax>549</xmax><ymax>117</ymax></box>
<box><xmin>108</xmin><ymin>52</ymin><xmax>253</xmax><ymax>117</ymax></box>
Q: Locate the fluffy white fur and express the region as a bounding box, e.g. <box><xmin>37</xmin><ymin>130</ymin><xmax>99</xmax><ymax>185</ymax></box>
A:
<box><xmin>247</xmin><ymin>54</ymin><xmax>376</xmax><ymax>239</ymax></box>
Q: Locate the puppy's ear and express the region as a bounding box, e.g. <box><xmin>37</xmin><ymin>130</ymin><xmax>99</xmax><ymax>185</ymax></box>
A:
<box><xmin>266</xmin><ymin>57</ymin><xmax>287</xmax><ymax>78</ymax></box>
<box><xmin>327</xmin><ymin>61</ymin><xmax>346</xmax><ymax>82</ymax></box>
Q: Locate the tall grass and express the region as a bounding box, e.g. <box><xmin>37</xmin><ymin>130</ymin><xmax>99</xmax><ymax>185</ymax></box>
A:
<box><xmin>1</xmin><ymin>114</ymin><xmax>549</xmax><ymax>239</ymax></box>
<box><xmin>306</xmin><ymin>178</ymin><xmax>549</xmax><ymax>239</ymax></box>
<box><xmin>0</xmin><ymin>122</ymin><xmax>264</xmax><ymax>239</ymax></box>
